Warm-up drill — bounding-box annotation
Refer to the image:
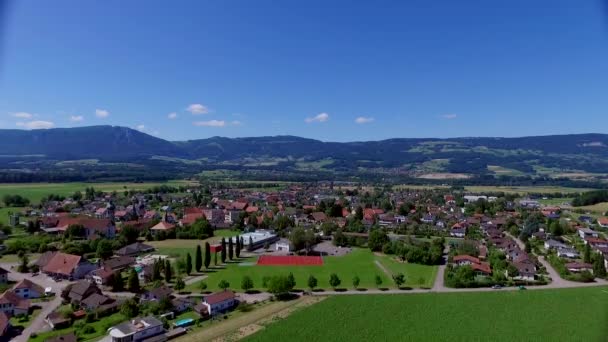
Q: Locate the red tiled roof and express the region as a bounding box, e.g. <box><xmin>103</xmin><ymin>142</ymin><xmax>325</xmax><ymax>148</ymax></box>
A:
<box><xmin>184</xmin><ymin>207</ymin><xmax>204</xmax><ymax>216</ymax></box>
<box><xmin>12</xmin><ymin>278</ymin><xmax>45</xmax><ymax>294</ymax></box>
<box><xmin>150</xmin><ymin>221</ymin><xmax>176</xmax><ymax>231</ymax></box>
<box><xmin>205</xmin><ymin>290</ymin><xmax>235</xmax><ymax>305</ymax></box>
<box><xmin>453</xmin><ymin>255</ymin><xmax>480</xmax><ymax>264</ymax></box>
<box><xmin>471</xmin><ymin>262</ymin><xmax>492</xmax><ymax>274</ymax></box>
<box><xmin>42</xmin><ymin>252</ymin><xmax>82</xmax><ymax>276</ymax></box>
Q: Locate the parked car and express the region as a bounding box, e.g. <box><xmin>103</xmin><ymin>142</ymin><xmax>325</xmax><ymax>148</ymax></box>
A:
<box><xmin>491</xmin><ymin>285</ymin><xmax>502</xmax><ymax>289</ymax></box>
<box><xmin>518</xmin><ymin>285</ymin><xmax>526</xmax><ymax>290</ymax></box>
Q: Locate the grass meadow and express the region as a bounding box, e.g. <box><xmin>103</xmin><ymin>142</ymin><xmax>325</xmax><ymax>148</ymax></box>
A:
<box><xmin>187</xmin><ymin>248</ymin><xmax>438</xmax><ymax>292</ymax></box>
<box><xmin>246</xmin><ymin>286</ymin><xmax>608</xmax><ymax>342</ymax></box>
<box><xmin>0</xmin><ymin>180</ymin><xmax>194</xmax><ymax>204</ymax></box>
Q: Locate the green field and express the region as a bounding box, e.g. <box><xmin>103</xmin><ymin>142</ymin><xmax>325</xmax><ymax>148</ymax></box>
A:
<box><xmin>393</xmin><ymin>184</ymin><xmax>595</xmax><ymax>194</ymax></box>
<box><xmin>246</xmin><ymin>286</ymin><xmax>608</xmax><ymax>342</ymax></box>
<box><xmin>148</xmin><ymin>230</ymin><xmax>240</xmax><ymax>259</ymax></box>
<box><xmin>188</xmin><ymin>248</ymin><xmax>438</xmax><ymax>291</ymax></box>
<box><xmin>0</xmin><ymin>180</ymin><xmax>195</xmax><ymax>204</ymax></box>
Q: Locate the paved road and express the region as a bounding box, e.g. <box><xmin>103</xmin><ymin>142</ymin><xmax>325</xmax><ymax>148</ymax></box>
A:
<box><xmin>431</xmin><ymin>245</ymin><xmax>450</xmax><ymax>292</ymax></box>
<box><xmin>13</xmin><ymin>295</ymin><xmax>62</xmax><ymax>342</ymax></box>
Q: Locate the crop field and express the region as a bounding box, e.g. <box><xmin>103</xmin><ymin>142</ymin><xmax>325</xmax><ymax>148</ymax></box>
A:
<box><xmin>246</xmin><ymin>286</ymin><xmax>608</xmax><ymax>342</ymax></box>
<box><xmin>574</xmin><ymin>202</ymin><xmax>608</xmax><ymax>214</ymax></box>
<box><xmin>188</xmin><ymin>248</ymin><xmax>438</xmax><ymax>291</ymax></box>
<box><xmin>0</xmin><ymin>180</ymin><xmax>195</xmax><ymax>204</ymax></box>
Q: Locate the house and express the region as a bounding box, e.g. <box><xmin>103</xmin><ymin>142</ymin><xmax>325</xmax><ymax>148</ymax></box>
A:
<box><xmin>11</xmin><ymin>278</ymin><xmax>45</xmax><ymax>299</ymax></box>
<box><xmin>597</xmin><ymin>217</ymin><xmax>608</xmax><ymax>228</ymax></box>
<box><xmin>224</xmin><ymin>210</ymin><xmax>242</xmax><ymax>224</ymax></box>
<box><xmin>171</xmin><ymin>297</ymin><xmax>195</xmax><ymax>313</ymax></box>
<box><xmin>40</xmin><ymin>216</ymin><xmax>116</xmax><ymax>239</ymax></box>
<box><xmin>141</xmin><ymin>286</ymin><xmax>173</xmax><ymax>302</ymax></box>
<box><xmin>107</xmin><ymin>316</ymin><xmax>165</xmax><ymax>342</ymax></box>
<box><xmin>67</xmin><ymin>280</ymin><xmax>102</xmax><ymax>304</ymax></box>
<box><xmin>450</xmin><ymin>227</ymin><xmax>466</xmax><ymax>238</ymax></box>
<box><xmin>584</xmin><ymin>238</ymin><xmax>608</xmax><ymax>248</ymax></box>
<box><xmin>103</xmin><ymin>256</ymin><xmax>136</xmax><ymax>272</ymax></box>
<box><xmin>115</xmin><ymin>242</ymin><xmax>155</xmax><ymax>257</ymax></box>
<box><xmin>80</xmin><ymin>293</ymin><xmax>119</xmax><ymax>313</ymax></box>
<box><xmin>453</xmin><ymin>255</ymin><xmax>480</xmax><ymax>266</ymax></box>
<box><xmin>195</xmin><ymin>290</ymin><xmax>236</xmax><ymax>317</ymax></box>
<box><xmin>45</xmin><ymin>311</ymin><xmax>72</xmax><ymax>330</ymax></box>
<box><xmin>309</xmin><ymin>212</ymin><xmax>328</xmax><ymax>224</ymax></box>
<box><xmin>512</xmin><ymin>259</ymin><xmax>536</xmax><ymax>281</ymax></box>
<box><xmin>0</xmin><ymin>267</ymin><xmax>8</xmax><ymax>284</ymax></box>
<box><xmin>470</xmin><ymin>262</ymin><xmax>492</xmax><ymax>275</ymax></box>
<box><xmin>421</xmin><ymin>214</ymin><xmax>435</xmax><ymax>224</ymax></box>
<box><xmin>565</xmin><ymin>262</ymin><xmax>593</xmax><ymax>273</ymax></box>
<box><xmin>90</xmin><ymin>267</ymin><xmax>114</xmax><ymax>286</ymax></box>
<box><xmin>544</xmin><ymin>239</ymin><xmax>567</xmax><ymax>250</ymax></box>
<box><xmin>557</xmin><ymin>247</ymin><xmax>580</xmax><ymax>259</ymax></box>
<box><xmin>579</xmin><ymin>216</ymin><xmax>594</xmax><ymax>224</ymax></box>
<box><xmin>40</xmin><ymin>252</ymin><xmax>97</xmax><ymax>280</ymax></box>
<box><xmin>578</xmin><ymin>227</ymin><xmax>600</xmax><ymax>240</ymax></box>
<box><xmin>136</xmin><ymin>264</ymin><xmax>154</xmax><ymax>284</ymax></box>
<box><xmin>149</xmin><ymin>221</ymin><xmax>176</xmax><ymax>236</ymax></box>
<box><xmin>0</xmin><ymin>291</ymin><xmax>30</xmax><ymax>316</ymax></box>
<box><xmin>0</xmin><ymin>312</ymin><xmax>10</xmax><ymax>337</ymax></box>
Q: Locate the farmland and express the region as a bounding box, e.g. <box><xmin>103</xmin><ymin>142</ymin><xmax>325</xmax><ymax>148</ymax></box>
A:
<box><xmin>0</xmin><ymin>180</ymin><xmax>195</xmax><ymax>204</ymax></box>
<box><xmin>394</xmin><ymin>184</ymin><xmax>596</xmax><ymax>195</ymax></box>
<box><xmin>188</xmin><ymin>248</ymin><xmax>438</xmax><ymax>291</ymax></box>
<box><xmin>246</xmin><ymin>286</ymin><xmax>608</xmax><ymax>342</ymax></box>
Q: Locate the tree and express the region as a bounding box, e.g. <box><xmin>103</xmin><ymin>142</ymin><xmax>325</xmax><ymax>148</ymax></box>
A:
<box><xmin>199</xmin><ymin>281</ymin><xmax>208</xmax><ymax>293</ymax></box>
<box><xmin>352</xmin><ymin>275</ymin><xmax>360</xmax><ymax>289</ymax></box>
<box><xmin>204</xmin><ymin>242</ymin><xmax>212</xmax><ymax>269</ymax></box>
<box><xmin>228</xmin><ymin>237</ymin><xmax>234</xmax><ymax>260</ymax></box>
<box><xmin>524</xmin><ymin>241</ymin><xmax>532</xmax><ymax>254</ymax></box>
<box><xmin>584</xmin><ymin>243</ymin><xmax>592</xmax><ymax>263</ymax></box>
<box><xmin>128</xmin><ymin>268</ymin><xmax>140</xmax><ymax>292</ymax></box>
<box><xmin>593</xmin><ymin>254</ymin><xmax>607</xmax><ymax>278</ymax></box>
<box><xmin>267</xmin><ymin>275</ymin><xmax>294</xmax><ymax>298</ymax></box>
<box><xmin>290</xmin><ymin>227</ymin><xmax>316</xmax><ymax>253</ymax></box>
<box><xmin>221</xmin><ymin>238</ymin><xmax>227</xmax><ymax>263</ymax></box>
<box><xmin>393</xmin><ymin>273</ymin><xmax>405</xmax><ymax>288</ymax></box>
<box><xmin>120</xmin><ymin>299</ymin><xmax>139</xmax><ymax>318</ymax></box>
<box><xmin>355</xmin><ymin>206</ymin><xmax>364</xmax><ymax>220</ymax></box>
<box><xmin>286</xmin><ymin>272</ymin><xmax>296</xmax><ymax>289</ymax></box>
<box><xmin>368</xmin><ymin>229</ymin><xmax>389</xmax><ymax>252</ymax></box>
<box><xmin>174</xmin><ymin>276</ymin><xmax>185</xmax><ymax>292</ymax></box>
<box><xmin>186</xmin><ymin>253</ymin><xmax>192</xmax><ymax>275</ymax></box>
<box><xmin>307</xmin><ymin>275</ymin><xmax>318</xmax><ymax>291</ymax></box>
<box><xmin>96</xmin><ymin>239</ymin><xmax>114</xmax><ymax>260</ymax></box>
<box><xmin>235</xmin><ymin>236</ymin><xmax>241</xmax><ymax>258</ymax></box>
<box><xmin>329</xmin><ymin>273</ymin><xmax>341</xmax><ymax>290</ymax></box>
<box><xmin>152</xmin><ymin>259</ymin><xmax>163</xmax><ymax>281</ymax></box>
<box><xmin>164</xmin><ymin>260</ymin><xmax>173</xmax><ymax>282</ymax></box>
<box><xmin>218</xmin><ymin>279</ymin><xmax>230</xmax><ymax>290</ymax></box>
<box><xmin>507</xmin><ymin>264</ymin><xmax>518</xmax><ymax>278</ymax></box>
<box><xmin>120</xmin><ymin>226</ymin><xmax>140</xmax><ymax>245</ymax></box>
<box><xmin>195</xmin><ymin>245</ymin><xmax>203</xmax><ymax>273</ymax></box>
<box><xmin>17</xmin><ymin>253</ymin><xmax>29</xmax><ymax>273</ymax></box>
<box><xmin>241</xmin><ymin>275</ymin><xmax>254</xmax><ymax>292</ymax></box>
<box><xmin>112</xmin><ymin>271</ymin><xmax>124</xmax><ymax>292</ymax></box>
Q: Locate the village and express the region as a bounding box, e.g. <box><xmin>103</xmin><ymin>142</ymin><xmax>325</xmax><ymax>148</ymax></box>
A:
<box><xmin>0</xmin><ymin>182</ymin><xmax>607</xmax><ymax>341</ymax></box>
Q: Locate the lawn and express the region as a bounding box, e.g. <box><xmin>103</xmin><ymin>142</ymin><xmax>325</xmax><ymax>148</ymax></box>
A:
<box><xmin>147</xmin><ymin>230</ymin><xmax>240</xmax><ymax>259</ymax></box>
<box><xmin>575</xmin><ymin>202</ymin><xmax>608</xmax><ymax>214</ymax></box>
<box><xmin>0</xmin><ymin>180</ymin><xmax>195</xmax><ymax>204</ymax></box>
<box><xmin>187</xmin><ymin>248</ymin><xmax>438</xmax><ymax>292</ymax></box>
<box><xmin>30</xmin><ymin>312</ymin><xmax>127</xmax><ymax>342</ymax></box>
<box><xmin>9</xmin><ymin>308</ymin><xmax>41</xmax><ymax>329</ymax></box>
<box><xmin>246</xmin><ymin>286</ymin><xmax>608</xmax><ymax>342</ymax></box>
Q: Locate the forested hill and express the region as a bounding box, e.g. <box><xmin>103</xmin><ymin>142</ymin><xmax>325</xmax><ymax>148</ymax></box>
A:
<box><xmin>0</xmin><ymin>126</ymin><xmax>608</xmax><ymax>181</ymax></box>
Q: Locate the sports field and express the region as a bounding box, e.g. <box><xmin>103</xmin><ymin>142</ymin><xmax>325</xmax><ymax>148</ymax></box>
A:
<box><xmin>0</xmin><ymin>180</ymin><xmax>195</xmax><ymax>204</ymax></box>
<box><xmin>146</xmin><ymin>230</ymin><xmax>240</xmax><ymax>259</ymax></box>
<box><xmin>188</xmin><ymin>248</ymin><xmax>438</xmax><ymax>291</ymax></box>
<box><xmin>246</xmin><ymin>286</ymin><xmax>608</xmax><ymax>342</ymax></box>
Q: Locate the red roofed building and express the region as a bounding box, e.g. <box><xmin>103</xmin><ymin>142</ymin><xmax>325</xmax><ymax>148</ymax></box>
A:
<box><xmin>453</xmin><ymin>255</ymin><xmax>481</xmax><ymax>266</ymax></box>
<box><xmin>150</xmin><ymin>221</ymin><xmax>176</xmax><ymax>236</ymax></box>
<box><xmin>471</xmin><ymin>262</ymin><xmax>492</xmax><ymax>275</ymax></box>
<box><xmin>584</xmin><ymin>237</ymin><xmax>608</xmax><ymax>248</ymax></box>
<box><xmin>0</xmin><ymin>312</ymin><xmax>9</xmax><ymax>336</ymax></box>
<box><xmin>41</xmin><ymin>216</ymin><xmax>115</xmax><ymax>239</ymax></box>
<box><xmin>40</xmin><ymin>252</ymin><xmax>97</xmax><ymax>280</ymax></box>
<box><xmin>195</xmin><ymin>290</ymin><xmax>236</xmax><ymax>317</ymax></box>
<box><xmin>0</xmin><ymin>291</ymin><xmax>30</xmax><ymax>316</ymax></box>
<box><xmin>597</xmin><ymin>217</ymin><xmax>608</xmax><ymax>228</ymax></box>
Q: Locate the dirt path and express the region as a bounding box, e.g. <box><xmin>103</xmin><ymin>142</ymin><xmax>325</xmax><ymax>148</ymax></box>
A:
<box><xmin>175</xmin><ymin>296</ymin><xmax>323</xmax><ymax>342</ymax></box>
<box><xmin>374</xmin><ymin>260</ymin><xmax>393</xmax><ymax>278</ymax></box>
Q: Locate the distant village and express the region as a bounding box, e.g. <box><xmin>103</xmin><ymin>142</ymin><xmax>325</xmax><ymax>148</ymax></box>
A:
<box><xmin>0</xmin><ymin>182</ymin><xmax>607</xmax><ymax>341</ymax></box>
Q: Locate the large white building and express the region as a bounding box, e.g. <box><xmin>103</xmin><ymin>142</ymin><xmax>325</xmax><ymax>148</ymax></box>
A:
<box><xmin>108</xmin><ymin>316</ymin><xmax>165</xmax><ymax>342</ymax></box>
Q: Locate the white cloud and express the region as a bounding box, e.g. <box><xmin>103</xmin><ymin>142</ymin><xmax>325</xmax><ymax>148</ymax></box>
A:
<box><xmin>95</xmin><ymin>109</ymin><xmax>110</xmax><ymax>118</ymax></box>
<box><xmin>230</xmin><ymin>120</ymin><xmax>243</xmax><ymax>126</ymax></box>
<box><xmin>11</xmin><ymin>112</ymin><xmax>34</xmax><ymax>119</ymax></box>
<box><xmin>168</xmin><ymin>112</ymin><xmax>178</xmax><ymax>119</ymax></box>
<box><xmin>305</xmin><ymin>112</ymin><xmax>329</xmax><ymax>123</ymax></box>
<box><xmin>16</xmin><ymin>120</ymin><xmax>55</xmax><ymax>129</ymax></box>
<box><xmin>355</xmin><ymin>116</ymin><xmax>374</xmax><ymax>124</ymax></box>
<box><xmin>69</xmin><ymin>115</ymin><xmax>84</xmax><ymax>122</ymax></box>
<box><xmin>193</xmin><ymin>120</ymin><xmax>226</xmax><ymax>127</ymax></box>
<box><xmin>136</xmin><ymin>124</ymin><xmax>146</xmax><ymax>131</ymax></box>
<box><xmin>186</xmin><ymin>104</ymin><xmax>209</xmax><ymax>115</ymax></box>
<box><xmin>441</xmin><ymin>113</ymin><xmax>457</xmax><ymax>119</ymax></box>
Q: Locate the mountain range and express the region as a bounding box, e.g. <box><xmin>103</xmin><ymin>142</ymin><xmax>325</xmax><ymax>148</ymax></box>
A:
<box><xmin>0</xmin><ymin>125</ymin><xmax>607</xmax><ymax>182</ymax></box>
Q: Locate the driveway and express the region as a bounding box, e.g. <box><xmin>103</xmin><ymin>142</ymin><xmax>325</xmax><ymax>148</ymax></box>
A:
<box><xmin>4</xmin><ymin>268</ymin><xmax>72</xmax><ymax>294</ymax></box>
<box><xmin>12</xmin><ymin>295</ymin><xmax>62</xmax><ymax>342</ymax></box>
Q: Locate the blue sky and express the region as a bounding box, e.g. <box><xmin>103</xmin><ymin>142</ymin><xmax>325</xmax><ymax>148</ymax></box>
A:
<box><xmin>0</xmin><ymin>0</ymin><xmax>607</xmax><ymax>142</ymax></box>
